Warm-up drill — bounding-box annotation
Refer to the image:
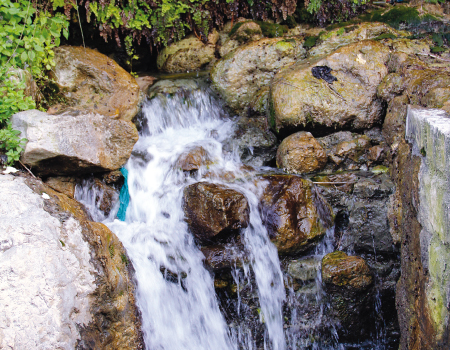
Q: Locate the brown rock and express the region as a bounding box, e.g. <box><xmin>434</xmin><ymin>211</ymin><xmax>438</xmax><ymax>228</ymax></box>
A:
<box><xmin>201</xmin><ymin>243</ymin><xmax>245</xmax><ymax>271</ymax></box>
<box><xmin>276</xmin><ymin>132</ymin><xmax>327</xmax><ymax>174</ymax></box>
<box><xmin>176</xmin><ymin>146</ymin><xmax>211</xmax><ymax>171</ymax></box>
<box><xmin>368</xmin><ymin>145</ymin><xmax>385</xmax><ymax>162</ymax></box>
<box><xmin>45</xmin><ymin>176</ymin><xmax>77</xmax><ymax>198</ymax></box>
<box><xmin>51</xmin><ymin>46</ymin><xmax>141</xmax><ymax>121</ymax></box>
<box><xmin>135</xmin><ymin>75</ymin><xmax>157</xmax><ymax>94</ymax></box>
<box><xmin>259</xmin><ymin>175</ymin><xmax>332</xmax><ymax>255</ymax></box>
<box><xmin>183</xmin><ymin>182</ymin><xmax>250</xmax><ymax>242</ymax></box>
<box><xmin>322</xmin><ymin>251</ymin><xmax>372</xmax><ymax>290</ymax></box>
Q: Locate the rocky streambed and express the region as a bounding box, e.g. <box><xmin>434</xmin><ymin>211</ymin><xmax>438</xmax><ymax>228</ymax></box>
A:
<box><xmin>2</xmin><ymin>6</ymin><xmax>450</xmax><ymax>349</ymax></box>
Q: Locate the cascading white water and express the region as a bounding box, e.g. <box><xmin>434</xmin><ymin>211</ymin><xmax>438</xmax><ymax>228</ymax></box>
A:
<box><xmin>82</xmin><ymin>88</ymin><xmax>286</xmax><ymax>350</ymax></box>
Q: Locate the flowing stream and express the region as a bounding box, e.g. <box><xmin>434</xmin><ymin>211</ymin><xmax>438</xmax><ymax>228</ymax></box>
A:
<box><xmin>76</xmin><ymin>83</ymin><xmax>392</xmax><ymax>349</ymax></box>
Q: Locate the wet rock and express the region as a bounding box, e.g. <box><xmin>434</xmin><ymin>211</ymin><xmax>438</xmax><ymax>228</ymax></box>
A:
<box><xmin>382</xmin><ymin>94</ymin><xmax>409</xmax><ymax>146</ymax></box>
<box><xmin>156</xmin><ymin>30</ymin><xmax>218</xmax><ymax>73</ymax></box>
<box><xmin>176</xmin><ymin>146</ymin><xmax>211</xmax><ymax>171</ymax></box>
<box><xmin>91</xmin><ymin>178</ymin><xmax>119</xmax><ymax>216</ymax></box>
<box><xmin>183</xmin><ymin>182</ymin><xmax>249</xmax><ymax>243</ymax></box>
<box><xmin>312</xmin><ymin>172</ymin><xmax>358</xmax><ymax>195</ymax></box>
<box><xmin>269</xmin><ymin>40</ymin><xmax>390</xmax><ymax>133</ymax></box>
<box><xmin>11</xmin><ymin>110</ymin><xmax>138</xmax><ymax>176</ymax></box>
<box><xmin>340</xmin><ymin>201</ymin><xmax>397</xmax><ymax>256</ymax></box>
<box><xmin>45</xmin><ymin>176</ymin><xmax>77</xmax><ymax>198</ymax></box>
<box><xmin>259</xmin><ymin>175</ymin><xmax>332</xmax><ymax>255</ymax></box>
<box><xmin>288</xmin><ymin>257</ymin><xmax>320</xmax><ymax>282</ymax></box>
<box><xmin>223</xmin><ymin>117</ymin><xmax>278</xmax><ymax>167</ymax></box>
<box><xmin>201</xmin><ymin>243</ymin><xmax>245</xmax><ymax>271</ymax></box>
<box><xmin>276</xmin><ymin>131</ymin><xmax>327</xmax><ymax>174</ymax></box>
<box><xmin>322</xmin><ymin>251</ymin><xmax>372</xmax><ymax>290</ymax></box>
<box><xmin>211</xmin><ymin>37</ymin><xmax>306</xmax><ymax>114</ymax></box>
<box><xmin>50</xmin><ymin>46</ymin><xmax>141</xmax><ymax>121</ymax></box>
<box><xmin>148</xmin><ymin>79</ymin><xmax>201</xmax><ymax>99</ymax></box>
<box><xmin>352</xmin><ymin>175</ymin><xmax>394</xmax><ymax>199</ymax></box>
<box><xmin>0</xmin><ymin>174</ymin><xmax>142</xmax><ymax>349</ymax></box>
<box><xmin>322</xmin><ymin>251</ymin><xmax>374</xmax><ymax>341</ymax></box>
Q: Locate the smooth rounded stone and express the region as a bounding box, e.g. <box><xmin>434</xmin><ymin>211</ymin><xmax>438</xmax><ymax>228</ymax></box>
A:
<box><xmin>50</xmin><ymin>46</ymin><xmax>141</xmax><ymax>121</ymax></box>
<box><xmin>0</xmin><ymin>175</ymin><xmax>141</xmax><ymax>350</ymax></box>
<box><xmin>309</xmin><ymin>22</ymin><xmax>406</xmax><ymax>58</ymax></box>
<box><xmin>230</xmin><ymin>21</ymin><xmax>263</xmax><ymax>43</ymax></box>
<box><xmin>183</xmin><ymin>182</ymin><xmax>250</xmax><ymax>243</ymax></box>
<box><xmin>223</xmin><ymin>117</ymin><xmax>278</xmax><ymax>167</ymax></box>
<box><xmin>11</xmin><ymin>110</ymin><xmax>139</xmax><ymax>176</ymax></box>
<box><xmin>211</xmin><ymin>37</ymin><xmax>306</xmax><ymax>114</ymax></box>
<box><xmin>322</xmin><ymin>251</ymin><xmax>372</xmax><ymax>290</ymax></box>
<box><xmin>156</xmin><ymin>30</ymin><xmax>219</xmax><ymax>73</ymax></box>
<box><xmin>175</xmin><ymin>146</ymin><xmax>211</xmax><ymax>171</ymax></box>
<box><xmin>276</xmin><ymin>131</ymin><xmax>327</xmax><ymax>174</ymax></box>
<box><xmin>288</xmin><ymin>257</ymin><xmax>321</xmax><ymax>282</ymax></box>
<box><xmin>269</xmin><ymin>40</ymin><xmax>390</xmax><ymax>133</ymax></box>
<box><xmin>259</xmin><ymin>175</ymin><xmax>332</xmax><ymax>255</ymax></box>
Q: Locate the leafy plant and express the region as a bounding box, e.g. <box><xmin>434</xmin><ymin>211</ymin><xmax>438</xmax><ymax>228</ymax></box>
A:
<box><xmin>0</xmin><ymin>0</ymin><xmax>69</xmax><ymax>164</ymax></box>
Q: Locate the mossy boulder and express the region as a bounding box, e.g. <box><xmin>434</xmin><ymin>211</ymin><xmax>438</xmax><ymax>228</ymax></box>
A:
<box><xmin>211</xmin><ymin>37</ymin><xmax>306</xmax><ymax>114</ymax></box>
<box><xmin>276</xmin><ymin>131</ymin><xmax>327</xmax><ymax>174</ymax></box>
<box><xmin>309</xmin><ymin>22</ymin><xmax>406</xmax><ymax>58</ymax></box>
<box><xmin>50</xmin><ymin>46</ymin><xmax>141</xmax><ymax>121</ymax></box>
<box><xmin>157</xmin><ymin>30</ymin><xmax>219</xmax><ymax>73</ymax></box>
<box><xmin>269</xmin><ymin>40</ymin><xmax>390</xmax><ymax>133</ymax></box>
<box><xmin>259</xmin><ymin>175</ymin><xmax>332</xmax><ymax>255</ymax></box>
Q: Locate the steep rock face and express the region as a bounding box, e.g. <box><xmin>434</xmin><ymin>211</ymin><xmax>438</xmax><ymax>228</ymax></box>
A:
<box><xmin>11</xmin><ymin>109</ymin><xmax>139</xmax><ymax>176</ymax></box>
<box><xmin>269</xmin><ymin>40</ymin><xmax>390</xmax><ymax>133</ymax></box>
<box><xmin>183</xmin><ymin>182</ymin><xmax>250</xmax><ymax>243</ymax></box>
<box><xmin>211</xmin><ymin>37</ymin><xmax>306</xmax><ymax>114</ymax></box>
<box><xmin>0</xmin><ymin>174</ymin><xmax>142</xmax><ymax>350</ymax></box>
<box><xmin>259</xmin><ymin>175</ymin><xmax>332</xmax><ymax>255</ymax></box>
<box><xmin>396</xmin><ymin>107</ymin><xmax>450</xmax><ymax>349</ymax></box>
<box><xmin>51</xmin><ymin>46</ymin><xmax>141</xmax><ymax>121</ymax></box>
<box><xmin>156</xmin><ymin>30</ymin><xmax>219</xmax><ymax>73</ymax></box>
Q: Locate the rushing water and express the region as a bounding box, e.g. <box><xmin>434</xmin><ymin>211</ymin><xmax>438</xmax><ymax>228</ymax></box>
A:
<box><xmin>76</xmin><ymin>83</ymin><xmax>395</xmax><ymax>349</ymax></box>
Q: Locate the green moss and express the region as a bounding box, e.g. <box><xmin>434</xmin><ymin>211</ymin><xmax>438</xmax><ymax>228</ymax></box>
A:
<box><xmin>229</xmin><ymin>22</ymin><xmax>245</xmax><ymax>37</ymax></box>
<box><xmin>256</xmin><ymin>21</ymin><xmax>288</xmax><ymax>38</ymax></box>
<box><xmin>420</xmin><ymin>147</ymin><xmax>427</xmax><ymax>157</ymax></box>
<box><xmin>374</xmin><ymin>33</ymin><xmax>397</xmax><ymax>41</ymax></box>
<box><xmin>268</xmin><ymin>96</ymin><xmax>278</xmax><ymax>133</ymax></box>
<box><xmin>276</xmin><ymin>40</ymin><xmax>294</xmax><ymax>52</ymax></box>
<box><xmin>121</xmin><ymin>253</ymin><xmax>129</xmax><ymax>266</ymax></box>
<box><xmin>431</xmin><ymin>46</ymin><xmax>446</xmax><ymax>53</ymax></box>
<box><xmin>304</xmin><ymin>35</ymin><xmax>319</xmax><ymax>49</ymax></box>
<box><xmin>369</xmin><ymin>6</ymin><xmax>436</xmax><ymax>29</ymax></box>
<box><xmin>372</xmin><ymin>165</ymin><xmax>389</xmax><ymax>174</ymax></box>
<box><xmin>109</xmin><ymin>244</ymin><xmax>115</xmax><ymax>258</ymax></box>
<box><xmin>59</xmin><ymin>240</ymin><xmax>65</xmax><ymax>247</ymax></box>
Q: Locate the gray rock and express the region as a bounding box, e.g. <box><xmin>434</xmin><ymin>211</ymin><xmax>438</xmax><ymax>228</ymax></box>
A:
<box><xmin>288</xmin><ymin>257</ymin><xmax>321</xmax><ymax>282</ymax></box>
<box><xmin>11</xmin><ymin>109</ymin><xmax>138</xmax><ymax>176</ymax></box>
<box><xmin>211</xmin><ymin>37</ymin><xmax>306</xmax><ymax>114</ymax></box>
<box><xmin>0</xmin><ymin>175</ymin><xmax>141</xmax><ymax>349</ymax></box>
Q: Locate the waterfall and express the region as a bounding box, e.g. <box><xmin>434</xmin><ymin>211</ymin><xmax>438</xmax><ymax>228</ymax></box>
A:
<box><xmin>77</xmin><ymin>87</ymin><xmax>286</xmax><ymax>350</ymax></box>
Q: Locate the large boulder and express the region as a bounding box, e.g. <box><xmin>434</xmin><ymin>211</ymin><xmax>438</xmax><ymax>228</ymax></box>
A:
<box><xmin>269</xmin><ymin>40</ymin><xmax>390</xmax><ymax>133</ymax></box>
<box><xmin>309</xmin><ymin>22</ymin><xmax>405</xmax><ymax>58</ymax></box>
<box><xmin>50</xmin><ymin>46</ymin><xmax>141</xmax><ymax>121</ymax></box>
<box><xmin>0</xmin><ymin>174</ymin><xmax>142</xmax><ymax>349</ymax></box>
<box><xmin>183</xmin><ymin>182</ymin><xmax>250</xmax><ymax>243</ymax></box>
<box><xmin>276</xmin><ymin>131</ymin><xmax>327</xmax><ymax>174</ymax></box>
<box><xmin>211</xmin><ymin>37</ymin><xmax>306</xmax><ymax>114</ymax></box>
<box><xmin>156</xmin><ymin>30</ymin><xmax>219</xmax><ymax>73</ymax></box>
<box><xmin>11</xmin><ymin>109</ymin><xmax>139</xmax><ymax>176</ymax></box>
<box><xmin>259</xmin><ymin>175</ymin><xmax>332</xmax><ymax>255</ymax></box>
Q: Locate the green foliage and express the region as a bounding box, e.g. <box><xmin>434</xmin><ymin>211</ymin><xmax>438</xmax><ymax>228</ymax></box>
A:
<box><xmin>0</xmin><ymin>0</ymin><xmax>69</xmax><ymax>164</ymax></box>
<box><xmin>303</xmin><ymin>35</ymin><xmax>319</xmax><ymax>48</ymax></box>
